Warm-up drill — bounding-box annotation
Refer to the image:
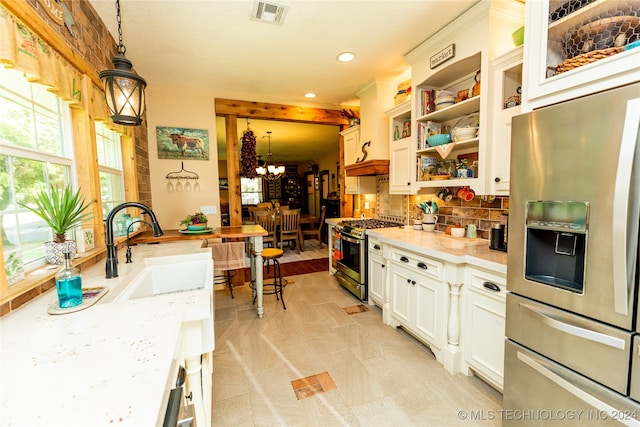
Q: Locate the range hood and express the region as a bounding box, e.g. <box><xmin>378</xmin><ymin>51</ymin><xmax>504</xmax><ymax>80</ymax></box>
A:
<box><xmin>344</xmin><ymin>160</ymin><xmax>389</xmax><ymax>177</ymax></box>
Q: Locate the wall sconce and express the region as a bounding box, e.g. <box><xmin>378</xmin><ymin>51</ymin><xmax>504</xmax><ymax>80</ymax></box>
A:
<box><xmin>99</xmin><ymin>0</ymin><xmax>146</xmax><ymax>126</ymax></box>
<box><xmin>166</xmin><ymin>162</ymin><xmax>199</xmax><ymax>192</ymax></box>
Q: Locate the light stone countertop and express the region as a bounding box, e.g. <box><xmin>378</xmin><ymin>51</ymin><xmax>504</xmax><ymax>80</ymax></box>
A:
<box><xmin>367</xmin><ymin>226</ymin><xmax>507</xmax><ymax>274</ymax></box>
<box><xmin>0</xmin><ymin>240</ymin><xmax>211</xmax><ymax>427</ymax></box>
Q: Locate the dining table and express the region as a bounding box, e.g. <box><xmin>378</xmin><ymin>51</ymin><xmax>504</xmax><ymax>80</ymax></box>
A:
<box><xmin>131</xmin><ymin>225</ymin><xmax>269</xmax><ymax>318</ymax></box>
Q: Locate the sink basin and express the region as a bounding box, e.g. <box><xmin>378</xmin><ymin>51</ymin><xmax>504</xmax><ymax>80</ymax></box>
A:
<box><xmin>115</xmin><ymin>252</ymin><xmax>213</xmax><ymax>301</ymax></box>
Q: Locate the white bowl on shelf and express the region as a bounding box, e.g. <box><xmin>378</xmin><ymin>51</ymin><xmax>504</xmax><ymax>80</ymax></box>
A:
<box><xmin>453</xmin><ymin>126</ymin><xmax>478</xmax><ymax>141</ymax></box>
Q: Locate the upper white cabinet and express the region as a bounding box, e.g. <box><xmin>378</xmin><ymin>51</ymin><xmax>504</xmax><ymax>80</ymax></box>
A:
<box><xmin>341</xmin><ymin>126</ymin><xmax>377</xmax><ymax>194</ymax></box>
<box><xmin>342</xmin><ymin>125</ymin><xmax>361</xmax><ymax>166</ymax></box>
<box><xmin>404</xmin><ymin>1</ymin><xmax>524</xmax><ymax>195</ymax></box>
<box><xmin>385</xmin><ymin>100</ymin><xmax>413</xmax><ymax>194</ymax></box>
<box><xmin>522</xmin><ymin>0</ymin><xmax>640</xmax><ymax>111</ymax></box>
<box><xmin>488</xmin><ymin>46</ymin><xmax>523</xmax><ymax>195</ymax></box>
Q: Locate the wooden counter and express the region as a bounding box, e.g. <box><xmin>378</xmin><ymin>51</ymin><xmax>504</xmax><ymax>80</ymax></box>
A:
<box><xmin>131</xmin><ymin>225</ymin><xmax>268</xmax><ymax>244</ymax></box>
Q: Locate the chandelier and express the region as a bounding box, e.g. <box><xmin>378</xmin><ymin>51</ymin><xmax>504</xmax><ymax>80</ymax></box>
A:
<box><xmin>99</xmin><ymin>0</ymin><xmax>147</xmax><ymax>126</ymax></box>
<box><xmin>256</xmin><ymin>131</ymin><xmax>285</xmax><ymax>181</ymax></box>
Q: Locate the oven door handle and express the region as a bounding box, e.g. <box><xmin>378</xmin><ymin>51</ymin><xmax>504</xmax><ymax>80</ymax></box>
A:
<box><xmin>339</xmin><ymin>234</ymin><xmax>361</xmax><ymax>245</ymax></box>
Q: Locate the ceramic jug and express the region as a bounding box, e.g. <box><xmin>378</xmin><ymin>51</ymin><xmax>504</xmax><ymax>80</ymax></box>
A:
<box><xmin>466</xmin><ymin>224</ymin><xmax>477</xmax><ymax>239</ymax></box>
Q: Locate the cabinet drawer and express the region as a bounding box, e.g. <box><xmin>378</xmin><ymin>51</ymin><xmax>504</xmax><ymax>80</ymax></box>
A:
<box><xmin>389</xmin><ymin>247</ymin><xmax>444</xmax><ymax>281</ymax></box>
<box><xmin>368</xmin><ymin>237</ymin><xmax>383</xmax><ymax>253</ymax></box>
<box><xmin>467</xmin><ymin>267</ymin><xmax>506</xmax><ymax>302</ymax></box>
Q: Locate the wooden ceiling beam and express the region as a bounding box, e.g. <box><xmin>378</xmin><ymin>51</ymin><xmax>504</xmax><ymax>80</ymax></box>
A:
<box><xmin>215</xmin><ymin>98</ymin><xmax>355</xmax><ymax>126</ymax></box>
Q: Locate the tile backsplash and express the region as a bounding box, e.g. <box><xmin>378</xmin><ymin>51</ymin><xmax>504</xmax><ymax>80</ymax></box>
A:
<box><xmin>353</xmin><ymin>176</ymin><xmax>509</xmax><ymax>240</ymax></box>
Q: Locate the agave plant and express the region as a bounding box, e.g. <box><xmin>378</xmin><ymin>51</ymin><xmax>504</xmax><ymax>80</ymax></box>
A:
<box><xmin>20</xmin><ymin>185</ymin><xmax>94</xmax><ymax>243</ymax></box>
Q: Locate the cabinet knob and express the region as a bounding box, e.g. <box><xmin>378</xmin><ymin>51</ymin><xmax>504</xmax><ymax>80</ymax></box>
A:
<box><xmin>382</xmin><ymin>265</ymin><xmax>385</xmax><ymax>268</ymax></box>
<box><xmin>400</xmin><ymin>256</ymin><xmax>409</xmax><ymax>263</ymax></box>
<box><xmin>483</xmin><ymin>281</ymin><xmax>501</xmax><ymax>292</ymax></box>
<box><xmin>494</xmin><ymin>177</ymin><xmax>501</xmax><ymax>183</ymax></box>
<box><xmin>374</xmin><ymin>244</ymin><xmax>381</xmax><ymax>250</ymax></box>
<box><xmin>185</xmin><ymin>391</ymin><xmax>193</xmax><ymax>401</ymax></box>
<box><xmin>417</xmin><ymin>262</ymin><xmax>428</xmax><ymax>270</ymax></box>
<box><xmin>407</xmin><ymin>278</ymin><xmax>411</xmax><ymax>283</ymax></box>
<box><xmin>407</xmin><ymin>182</ymin><xmax>411</xmax><ymax>186</ymax></box>
<box><xmin>411</xmin><ymin>280</ymin><xmax>416</xmax><ymax>285</ymax></box>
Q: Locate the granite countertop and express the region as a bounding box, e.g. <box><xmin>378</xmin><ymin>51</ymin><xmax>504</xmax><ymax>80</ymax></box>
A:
<box><xmin>367</xmin><ymin>226</ymin><xmax>507</xmax><ymax>274</ymax></box>
<box><xmin>0</xmin><ymin>240</ymin><xmax>211</xmax><ymax>426</ymax></box>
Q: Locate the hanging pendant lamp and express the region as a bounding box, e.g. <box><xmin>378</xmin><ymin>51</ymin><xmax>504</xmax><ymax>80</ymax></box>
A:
<box><xmin>256</xmin><ymin>131</ymin><xmax>285</xmax><ymax>181</ymax></box>
<box><xmin>99</xmin><ymin>0</ymin><xmax>147</xmax><ymax>126</ymax></box>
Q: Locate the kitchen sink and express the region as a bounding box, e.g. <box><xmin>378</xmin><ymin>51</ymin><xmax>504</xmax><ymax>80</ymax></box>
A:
<box><xmin>113</xmin><ymin>252</ymin><xmax>213</xmax><ymax>301</ymax></box>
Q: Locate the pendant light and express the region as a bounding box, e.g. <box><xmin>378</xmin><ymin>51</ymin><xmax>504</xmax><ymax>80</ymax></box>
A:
<box><xmin>256</xmin><ymin>131</ymin><xmax>285</xmax><ymax>181</ymax></box>
<box><xmin>99</xmin><ymin>0</ymin><xmax>147</xmax><ymax>126</ymax></box>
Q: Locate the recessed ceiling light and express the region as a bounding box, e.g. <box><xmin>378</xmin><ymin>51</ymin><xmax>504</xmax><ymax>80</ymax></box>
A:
<box><xmin>304</xmin><ymin>92</ymin><xmax>316</xmax><ymax>98</ymax></box>
<box><xmin>337</xmin><ymin>52</ymin><xmax>356</xmax><ymax>62</ymax></box>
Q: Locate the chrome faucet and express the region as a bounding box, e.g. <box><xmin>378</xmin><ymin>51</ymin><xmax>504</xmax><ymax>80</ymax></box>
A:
<box><xmin>105</xmin><ymin>202</ymin><xmax>163</xmax><ymax>278</ymax></box>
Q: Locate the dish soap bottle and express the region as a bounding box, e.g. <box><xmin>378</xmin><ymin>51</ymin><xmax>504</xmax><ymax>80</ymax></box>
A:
<box><xmin>55</xmin><ymin>252</ymin><xmax>83</xmax><ymax>308</ymax></box>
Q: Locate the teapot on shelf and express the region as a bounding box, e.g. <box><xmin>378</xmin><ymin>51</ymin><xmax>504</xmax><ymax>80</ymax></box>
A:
<box><xmin>472</xmin><ymin>70</ymin><xmax>481</xmax><ymax>97</ymax></box>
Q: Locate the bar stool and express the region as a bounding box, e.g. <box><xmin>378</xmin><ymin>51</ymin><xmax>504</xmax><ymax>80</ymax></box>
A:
<box><xmin>252</xmin><ymin>247</ymin><xmax>286</xmax><ymax>309</ymax></box>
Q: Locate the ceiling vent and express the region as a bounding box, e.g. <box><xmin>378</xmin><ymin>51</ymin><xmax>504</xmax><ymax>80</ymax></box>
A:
<box><xmin>251</xmin><ymin>1</ymin><xmax>288</xmax><ymax>25</ymax></box>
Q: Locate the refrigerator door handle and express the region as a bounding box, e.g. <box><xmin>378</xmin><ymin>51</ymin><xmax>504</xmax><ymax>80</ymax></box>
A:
<box><xmin>521</xmin><ymin>302</ymin><xmax>626</xmax><ymax>349</ymax></box>
<box><xmin>612</xmin><ymin>98</ymin><xmax>640</xmax><ymax>316</ymax></box>
<box><xmin>516</xmin><ymin>350</ymin><xmax>640</xmax><ymax>426</ymax></box>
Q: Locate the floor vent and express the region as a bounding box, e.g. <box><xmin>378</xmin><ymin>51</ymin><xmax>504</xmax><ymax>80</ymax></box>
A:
<box><xmin>251</xmin><ymin>1</ymin><xmax>288</xmax><ymax>25</ymax></box>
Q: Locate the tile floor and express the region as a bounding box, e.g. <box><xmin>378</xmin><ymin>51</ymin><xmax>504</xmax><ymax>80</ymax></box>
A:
<box><xmin>212</xmin><ymin>271</ymin><xmax>503</xmax><ymax>426</ymax></box>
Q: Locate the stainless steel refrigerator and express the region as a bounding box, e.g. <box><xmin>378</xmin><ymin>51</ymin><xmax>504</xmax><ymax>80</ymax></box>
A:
<box><xmin>504</xmin><ymin>82</ymin><xmax>640</xmax><ymax>425</ymax></box>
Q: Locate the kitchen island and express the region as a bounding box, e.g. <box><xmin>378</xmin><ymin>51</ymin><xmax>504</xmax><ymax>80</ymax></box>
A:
<box><xmin>0</xmin><ymin>240</ymin><xmax>213</xmax><ymax>426</ymax></box>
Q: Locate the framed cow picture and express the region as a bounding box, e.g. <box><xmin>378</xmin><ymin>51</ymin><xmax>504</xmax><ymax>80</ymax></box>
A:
<box><xmin>156</xmin><ymin>126</ymin><xmax>210</xmax><ymax>160</ymax></box>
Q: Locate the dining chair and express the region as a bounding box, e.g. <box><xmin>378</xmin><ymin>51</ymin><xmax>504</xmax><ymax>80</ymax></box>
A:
<box><xmin>279</xmin><ymin>208</ymin><xmax>301</xmax><ymax>253</ymax></box>
<box><xmin>257</xmin><ymin>202</ymin><xmax>273</xmax><ymax>210</ymax></box>
<box><xmin>254</xmin><ymin>209</ymin><xmax>278</xmax><ymax>248</ymax></box>
<box><xmin>302</xmin><ymin>205</ymin><xmax>326</xmax><ymax>250</ymax></box>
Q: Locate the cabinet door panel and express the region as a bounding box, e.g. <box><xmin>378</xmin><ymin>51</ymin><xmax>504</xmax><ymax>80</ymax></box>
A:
<box><xmin>414</xmin><ymin>278</ymin><xmax>444</xmax><ymax>348</ymax></box>
<box><xmin>389</xmin><ymin>140</ymin><xmax>412</xmax><ymax>194</ymax></box>
<box><xmin>368</xmin><ymin>253</ymin><xmax>385</xmax><ymax>307</ymax></box>
<box><xmin>390</xmin><ymin>265</ymin><xmax>412</xmax><ymax>325</ymax></box>
<box><xmin>465</xmin><ymin>287</ymin><xmax>506</xmax><ymax>390</ymax></box>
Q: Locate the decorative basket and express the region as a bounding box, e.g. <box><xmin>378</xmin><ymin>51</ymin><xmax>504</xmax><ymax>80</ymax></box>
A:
<box><xmin>555</xmin><ymin>47</ymin><xmax>622</xmax><ymax>74</ymax></box>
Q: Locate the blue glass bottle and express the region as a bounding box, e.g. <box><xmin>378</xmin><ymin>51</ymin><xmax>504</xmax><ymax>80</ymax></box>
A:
<box><xmin>55</xmin><ymin>252</ymin><xmax>83</xmax><ymax>308</ymax></box>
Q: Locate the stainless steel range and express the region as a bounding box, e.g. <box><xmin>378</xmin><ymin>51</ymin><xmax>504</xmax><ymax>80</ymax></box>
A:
<box><xmin>334</xmin><ymin>218</ymin><xmax>403</xmax><ymax>300</ymax></box>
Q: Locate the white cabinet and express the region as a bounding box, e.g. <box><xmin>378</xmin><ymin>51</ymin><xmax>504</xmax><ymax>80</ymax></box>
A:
<box><xmin>523</xmin><ymin>0</ymin><xmax>640</xmax><ymax>111</ymax></box>
<box><xmin>341</xmin><ymin>125</ymin><xmax>360</xmax><ymax>166</ymax></box>
<box><xmin>344</xmin><ymin>176</ymin><xmax>376</xmax><ymax>194</ymax></box>
<box><xmin>387</xmin><ymin>247</ymin><xmax>447</xmax><ymax>355</ymax></box>
<box><xmin>367</xmin><ymin>236</ymin><xmax>386</xmax><ymax>307</ymax></box>
<box><xmin>463</xmin><ymin>266</ymin><xmax>506</xmax><ymax>392</ymax></box>
<box><xmin>405</xmin><ymin>1</ymin><xmax>524</xmax><ymax>194</ymax></box>
<box><xmin>489</xmin><ymin>47</ymin><xmax>523</xmax><ymax>195</ymax></box>
<box><xmin>341</xmin><ymin>125</ymin><xmax>377</xmax><ymax>194</ymax></box>
<box><xmin>385</xmin><ymin>100</ymin><xmax>414</xmax><ymax>194</ymax></box>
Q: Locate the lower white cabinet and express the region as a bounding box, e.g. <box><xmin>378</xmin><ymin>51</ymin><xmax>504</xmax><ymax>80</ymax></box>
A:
<box><xmin>367</xmin><ymin>237</ymin><xmax>385</xmax><ymax>307</ymax></box>
<box><xmin>388</xmin><ymin>248</ymin><xmax>447</xmax><ymax>355</ymax></box>
<box><xmin>463</xmin><ymin>266</ymin><xmax>506</xmax><ymax>391</ymax></box>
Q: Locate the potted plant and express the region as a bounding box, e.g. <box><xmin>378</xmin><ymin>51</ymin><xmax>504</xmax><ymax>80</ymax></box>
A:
<box><xmin>180</xmin><ymin>212</ymin><xmax>208</xmax><ymax>231</ymax></box>
<box><xmin>19</xmin><ymin>185</ymin><xmax>94</xmax><ymax>264</ymax></box>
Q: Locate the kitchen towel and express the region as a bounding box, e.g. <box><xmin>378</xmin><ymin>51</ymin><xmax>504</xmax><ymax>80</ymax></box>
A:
<box><xmin>207</xmin><ymin>242</ymin><xmax>247</xmax><ymax>270</ymax></box>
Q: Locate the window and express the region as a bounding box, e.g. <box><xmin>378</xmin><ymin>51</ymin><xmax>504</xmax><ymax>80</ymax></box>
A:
<box><xmin>95</xmin><ymin>121</ymin><xmax>124</xmax><ymax>217</ymax></box>
<box><xmin>240</xmin><ymin>177</ymin><xmax>263</xmax><ymax>205</ymax></box>
<box><xmin>0</xmin><ymin>67</ymin><xmax>74</xmax><ymax>270</ymax></box>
